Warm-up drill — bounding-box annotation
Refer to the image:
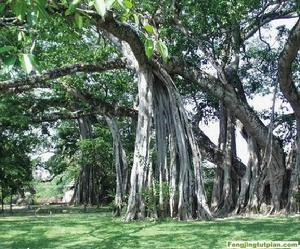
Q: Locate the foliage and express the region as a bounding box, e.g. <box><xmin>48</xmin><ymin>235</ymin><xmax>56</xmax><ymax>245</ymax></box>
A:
<box><xmin>0</xmin><ymin>127</ymin><xmax>35</xmax><ymax>199</ymax></box>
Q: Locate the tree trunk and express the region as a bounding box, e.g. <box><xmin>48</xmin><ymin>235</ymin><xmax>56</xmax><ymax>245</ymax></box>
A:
<box><xmin>153</xmin><ymin>87</ymin><xmax>169</xmax><ymax>217</ymax></box>
<box><xmin>125</xmin><ymin>65</ymin><xmax>154</xmax><ymax>221</ymax></box>
<box><xmin>277</xmin><ymin>19</ymin><xmax>300</xmax><ymax>213</ymax></box>
<box><xmin>97</xmin><ymin>17</ymin><xmax>211</xmax><ymax>221</ymax></box>
<box><xmin>72</xmin><ymin>117</ymin><xmax>101</xmax><ymax>206</ymax></box>
<box><xmin>211</xmin><ymin>167</ymin><xmax>223</xmax><ymax>211</ymax></box>
<box><xmin>214</xmin><ymin>110</ymin><xmax>236</xmax><ymax>216</ymax></box>
<box><xmin>286</xmin><ymin>118</ymin><xmax>300</xmax><ymax>213</ymax></box>
<box><xmin>153</xmin><ymin>68</ymin><xmax>212</xmax><ymax>220</ymax></box>
<box><xmin>174</xmin><ymin>61</ymin><xmax>287</xmax><ymax>213</ymax></box>
<box><xmin>211</xmin><ymin>104</ymin><xmax>227</xmax><ymax>211</ymax></box>
<box><xmin>10</xmin><ymin>189</ymin><xmax>12</xmax><ymax>215</ymax></box>
<box><xmin>234</xmin><ymin>132</ymin><xmax>260</xmax><ymax>214</ymax></box>
<box><xmin>104</xmin><ymin>115</ymin><xmax>128</xmax><ymax>216</ymax></box>
<box><xmin>169</xmin><ymin>134</ymin><xmax>178</xmax><ymax>218</ymax></box>
<box><xmin>1</xmin><ymin>187</ymin><xmax>4</xmax><ymax>213</ymax></box>
<box><xmin>211</xmin><ymin>104</ymin><xmax>238</xmax><ymax>217</ymax></box>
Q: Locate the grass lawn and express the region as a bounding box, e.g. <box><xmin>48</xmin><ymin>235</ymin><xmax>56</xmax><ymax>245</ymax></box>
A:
<box><xmin>0</xmin><ymin>210</ymin><xmax>299</xmax><ymax>249</ymax></box>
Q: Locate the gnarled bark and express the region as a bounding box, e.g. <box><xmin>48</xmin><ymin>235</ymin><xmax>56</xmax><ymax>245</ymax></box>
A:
<box><xmin>125</xmin><ymin>65</ymin><xmax>154</xmax><ymax>221</ymax></box>
<box><xmin>212</xmin><ymin>106</ymin><xmax>238</xmax><ymax>216</ymax></box>
<box><xmin>278</xmin><ymin>18</ymin><xmax>300</xmax><ymax>213</ymax></box>
<box><xmin>168</xmin><ymin>60</ymin><xmax>286</xmax><ymax>213</ymax></box>
<box><xmin>104</xmin><ymin>115</ymin><xmax>128</xmax><ymax>216</ymax></box>
<box><xmin>153</xmin><ymin>67</ymin><xmax>212</xmax><ymax>220</ymax></box>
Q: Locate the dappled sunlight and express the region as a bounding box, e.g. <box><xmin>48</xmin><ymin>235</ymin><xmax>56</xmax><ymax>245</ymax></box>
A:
<box><xmin>0</xmin><ymin>213</ymin><xmax>299</xmax><ymax>249</ymax></box>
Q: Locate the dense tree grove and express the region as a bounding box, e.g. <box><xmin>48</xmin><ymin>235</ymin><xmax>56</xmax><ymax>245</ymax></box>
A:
<box><xmin>0</xmin><ymin>0</ymin><xmax>300</xmax><ymax>220</ymax></box>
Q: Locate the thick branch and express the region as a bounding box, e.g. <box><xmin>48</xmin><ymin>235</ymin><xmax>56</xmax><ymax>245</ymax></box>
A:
<box><xmin>193</xmin><ymin>126</ymin><xmax>246</xmax><ymax>177</ymax></box>
<box><xmin>243</xmin><ymin>2</ymin><xmax>297</xmax><ymax>40</ymax></box>
<box><xmin>0</xmin><ymin>59</ymin><xmax>126</xmax><ymax>92</ymax></box>
<box><xmin>30</xmin><ymin>101</ymin><xmax>137</xmax><ymax>123</ymax></box>
<box><xmin>166</xmin><ymin>58</ymin><xmax>282</xmax><ymax>154</ymax></box>
<box><xmin>94</xmin><ymin>12</ymin><xmax>148</xmax><ymax>66</ymax></box>
<box><xmin>278</xmin><ymin>18</ymin><xmax>300</xmax><ymax>117</ymax></box>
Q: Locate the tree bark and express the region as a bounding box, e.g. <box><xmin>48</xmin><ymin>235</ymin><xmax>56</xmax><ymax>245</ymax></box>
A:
<box><xmin>169</xmin><ymin>134</ymin><xmax>178</xmax><ymax>218</ymax></box>
<box><xmin>104</xmin><ymin>115</ymin><xmax>128</xmax><ymax>216</ymax></box>
<box><xmin>125</xmin><ymin>65</ymin><xmax>154</xmax><ymax>221</ymax></box>
<box><xmin>213</xmin><ymin>108</ymin><xmax>237</xmax><ymax>216</ymax></box>
<box><xmin>169</xmin><ymin>60</ymin><xmax>286</xmax><ymax>213</ymax></box>
<box><xmin>211</xmin><ymin>104</ymin><xmax>227</xmax><ymax>212</ymax></box>
<box><xmin>235</xmin><ymin>132</ymin><xmax>261</xmax><ymax>214</ymax></box>
<box><xmin>96</xmin><ymin>13</ymin><xmax>212</xmax><ymax>220</ymax></box>
<box><xmin>153</xmin><ymin>68</ymin><xmax>212</xmax><ymax>220</ymax></box>
<box><xmin>278</xmin><ymin>18</ymin><xmax>300</xmax><ymax>213</ymax></box>
<box><xmin>286</xmin><ymin>119</ymin><xmax>300</xmax><ymax>212</ymax></box>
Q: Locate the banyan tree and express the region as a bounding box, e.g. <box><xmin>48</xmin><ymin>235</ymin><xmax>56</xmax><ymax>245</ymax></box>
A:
<box><xmin>0</xmin><ymin>0</ymin><xmax>300</xmax><ymax>220</ymax></box>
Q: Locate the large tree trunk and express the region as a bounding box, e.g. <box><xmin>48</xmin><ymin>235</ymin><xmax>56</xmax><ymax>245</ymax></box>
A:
<box><xmin>153</xmin><ymin>87</ymin><xmax>169</xmax><ymax>217</ymax></box>
<box><xmin>234</xmin><ymin>131</ymin><xmax>260</xmax><ymax>214</ymax></box>
<box><xmin>171</xmin><ymin>60</ymin><xmax>287</xmax><ymax>213</ymax></box>
<box><xmin>277</xmin><ymin>19</ymin><xmax>300</xmax><ymax>213</ymax></box>
<box><xmin>219</xmin><ymin>113</ymin><xmax>235</xmax><ymax>215</ymax></box>
<box><xmin>286</xmin><ymin>119</ymin><xmax>300</xmax><ymax>213</ymax></box>
<box><xmin>210</xmin><ymin>105</ymin><xmax>227</xmax><ymax>212</ymax></box>
<box><xmin>97</xmin><ymin>15</ymin><xmax>211</xmax><ymax>221</ymax></box>
<box><xmin>125</xmin><ymin>65</ymin><xmax>154</xmax><ymax>221</ymax></box>
<box><xmin>104</xmin><ymin>115</ymin><xmax>128</xmax><ymax>216</ymax></box>
<box><xmin>211</xmin><ymin>103</ymin><xmax>238</xmax><ymax>216</ymax></box>
<box><xmin>153</xmin><ymin>68</ymin><xmax>212</xmax><ymax>220</ymax></box>
<box><xmin>169</xmin><ymin>134</ymin><xmax>178</xmax><ymax>218</ymax></box>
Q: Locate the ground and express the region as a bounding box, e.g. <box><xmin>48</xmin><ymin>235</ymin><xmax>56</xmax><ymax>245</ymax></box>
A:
<box><xmin>0</xmin><ymin>208</ymin><xmax>299</xmax><ymax>249</ymax></box>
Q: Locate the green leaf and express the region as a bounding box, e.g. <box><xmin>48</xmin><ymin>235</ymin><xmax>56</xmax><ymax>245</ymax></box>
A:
<box><xmin>157</xmin><ymin>40</ymin><xmax>168</xmax><ymax>63</ymax></box>
<box><xmin>123</xmin><ymin>0</ymin><xmax>132</xmax><ymax>9</ymax></box>
<box><xmin>18</xmin><ymin>31</ymin><xmax>26</xmax><ymax>41</ymax></box>
<box><xmin>145</xmin><ymin>39</ymin><xmax>154</xmax><ymax>59</ymax></box>
<box><xmin>94</xmin><ymin>0</ymin><xmax>106</xmax><ymax>18</ymax></box>
<box><xmin>19</xmin><ymin>54</ymin><xmax>38</xmax><ymax>74</ymax></box>
<box><xmin>35</xmin><ymin>0</ymin><xmax>49</xmax><ymax>21</ymax></box>
<box><xmin>144</xmin><ymin>24</ymin><xmax>155</xmax><ymax>34</ymax></box>
<box><xmin>65</xmin><ymin>0</ymin><xmax>81</xmax><ymax>15</ymax></box>
<box><xmin>120</xmin><ymin>12</ymin><xmax>130</xmax><ymax>22</ymax></box>
<box><xmin>0</xmin><ymin>46</ymin><xmax>17</xmax><ymax>54</ymax></box>
<box><xmin>2</xmin><ymin>56</ymin><xmax>17</xmax><ymax>74</ymax></box>
<box><xmin>75</xmin><ymin>12</ymin><xmax>83</xmax><ymax>29</ymax></box>
<box><xmin>0</xmin><ymin>4</ymin><xmax>5</xmax><ymax>14</ymax></box>
<box><xmin>133</xmin><ymin>13</ymin><xmax>139</xmax><ymax>26</ymax></box>
<box><xmin>11</xmin><ymin>0</ymin><xmax>27</xmax><ymax>20</ymax></box>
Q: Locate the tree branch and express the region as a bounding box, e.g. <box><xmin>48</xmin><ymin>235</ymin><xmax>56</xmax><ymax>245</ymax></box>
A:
<box><xmin>0</xmin><ymin>59</ymin><xmax>127</xmax><ymax>92</ymax></box>
<box><xmin>278</xmin><ymin>18</ymin><xmax>300</xmax><ymax>117</ymax></box>
<box><xmin>243</xmin><ymin>3</ymin><xmax>297</xmax><ymax>41</ymax></box>
<box><xmin>192</xmin><ymin>126</ymin><xmax>246</xmax><ymax>177</ymax></box>
<box><xmin>166</xmin><ymin>57</ymin><xmax>283</xmax><ymax>155</ymax></box>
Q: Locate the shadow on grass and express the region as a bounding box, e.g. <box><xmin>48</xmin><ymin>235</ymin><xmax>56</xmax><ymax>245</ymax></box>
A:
<box><xmin>0</xmin><ymin>213</ymin><xmax>299</xmax><ymax>249</ymax></box>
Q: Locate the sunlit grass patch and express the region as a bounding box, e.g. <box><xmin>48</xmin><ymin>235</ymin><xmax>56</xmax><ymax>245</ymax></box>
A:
<box><xmin>0</xmin><ymin>212</ymin><xmax>299</xmax><ymax>249</ymax></box>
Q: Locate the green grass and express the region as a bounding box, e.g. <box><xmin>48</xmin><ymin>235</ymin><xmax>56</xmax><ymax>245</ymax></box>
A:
<box><xmin>0</xmin><ymin>211</ymin><xmax>299</xmax><ymax>249</ymax></box>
